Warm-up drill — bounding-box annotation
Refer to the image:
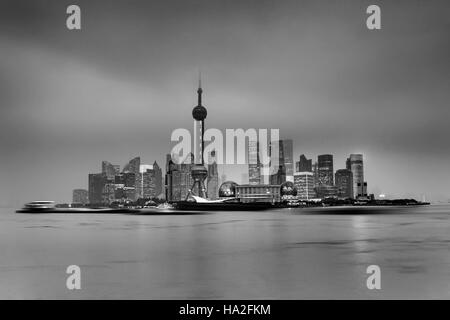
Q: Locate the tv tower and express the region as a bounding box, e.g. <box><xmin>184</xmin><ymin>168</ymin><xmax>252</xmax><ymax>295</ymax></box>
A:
<box><xmin>186</xmin><ymin>73</ymin><xmax>208</xmax><ymax>199</ymax></box>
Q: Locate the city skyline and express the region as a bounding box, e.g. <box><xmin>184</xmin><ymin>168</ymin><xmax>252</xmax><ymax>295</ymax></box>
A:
<box><xmin>1</xmin><ymin>0</ymin><xmax>450</xmax><ymax>206</ymax></box>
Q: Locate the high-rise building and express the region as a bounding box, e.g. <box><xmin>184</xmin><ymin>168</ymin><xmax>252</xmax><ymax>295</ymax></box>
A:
<box><xmin>123</xmin><ymin>157</ymin><xmax>140</xmax><ymax>200</ymax></box>
<box><xmin>270</xmin><ymin>165</ymin><xmax>286</xmax><ymax>185</ymax></box>
<box><xmin>115</xmin><ymin>172</ymin><xmax>137</xmax><ymax>201</ymax></box>
<box><xmin>317</xmin><ymin>154</ymin><xmax>334</xmax><ymax>186</ymax></box>
<box><xmin>269</xmin><ymin>139</ymin><xmax>293</xmax><ymax>183</ymax></box>
<box><xmin>335</xmin><ymin>169</ymin><xmax>353</xmax><ymax>198</ymax></box>
<box><xmin>102</xmin><ymin>182</ymin><xmax>117</xmax><ymax>204</ymax></box>
<box><xmin>207</xmin><ymin>150</ymin><xmax>219</xmax><ymax>200</ymax></box>
<box><xmin>356</xmin><ymin>182</ymin><xmax>368</xmax><ymax>198</ymax></box>
<box><xmin>102</xmin><ymin>161</ymin><xmax>119</xmax><ymax>180</ymax></box>
<box><xmin>248</xmin><ymin>140</ymin><xmax>262</xmax><ymax>185</ymax></box>
<box><xmin>282</xmin><ymin>140</ymin><xmax>294</xmax><ymax>182</ymax></box>
<box><xmin>165</xmin><ymin>153</ymin><xmax>195</xmax><ymax>202</ymax></box>
<box><xmin>294</xmin><ymin>172</ymin><xmax>315</xmax><ymax>200</ymax></box>
<box><xmin>88</xmin><ymin>173</ymin><xmax>106</xmax><ymax>205</ymax></box>
<box><xmin>153</xmin><ymin>161</ymin><xmax>162</xmax><ymax>197</ymax></box>
<box><xmin>72</xmin><ymin>189</ymin><xmax>88</xmax><ymax>204</ymax></box>
<box><xmin>137</xmin><ymin>161</ymin><xmax>163</xmax><ymax>199</ymax></box>
<box><xmin>346</xmin><ymin>154</ymin><xmax>364</xmax><ymax>198</ymax></box>
<box><xmin>296</xmin><ymin>154</ymin><xmax>312</xmax><ymax>172</ymax></box>
<box><xmin>123</xmin><ymin>157</ymin><xmax>140</xmax><ymax>175</ymax></box>
<box><xmin>312</xmin><ymin>161</ymin><xmax>318</xmax><ymax>187</ymax></box>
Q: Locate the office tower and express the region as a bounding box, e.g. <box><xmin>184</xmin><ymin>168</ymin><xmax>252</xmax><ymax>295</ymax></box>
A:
<box><xmin>153</xmin><ymin>161</ymin><xmax>163</xmax><ymax>197</ymax></box>
<box><xmin>138</xmin><ymin>164</ymin><xmax>152</xmax><ymax>198</ymax></box>
<box><xmin>102</xmin><ymin>182</ymin><xmax>117</xmax><ymax>205</ymax></box>
<box><xmin>88</xmin><ymin>173</ymin><xmax>106</xmax><ymax>205</ymax></box>
<box><xmin>335</xmin><ymin>169</ymin><xmax>353</xmax><ymax>198</ymax></box>
<box><xmin>296</xmin><ymin>154</ymin><xmax>312</xmax><ymax>172</ymax></box>
<box><xmin>165</xmin><ymin>154</ymin><xmax>174</xmax><ymax>200</ymax></box>
<box><xmin>316</xmin><ymin>154</ymin><xmax>336</xmax><ymax>198</ymax></box>
<box><xmin>138</xmin><ymin>162</ymin><xmax>163</xmax><ymax>199</ymax></box>
<box><xmin>317</xmin><ymin>154</ymin><xmax>334</xmax><ymax>186</ymax></box>
<box><xmin>188</xmin><ymin>75</ymin><xmax>208</xmax><ymax>199</ymax></box>
<box><xmin>142</xmin><ymin>169</ymin><xmax>156</xmax><ymax>199</ymax></box>
<box><xmin>294</xmin><ymin>172</ymin><xmax>315</xmax><ymax>200</ymax></box>
<box><xmin>269</xmin><ymin>139</ymin><xmax>293</xmax><ymax>183</ymax></box>
<box><xmin>72</xmin><ymin>189</ymin><xmax>88</xmax><ymax>204</ymax></box>
<box><xmin>356</xmin><ymin>182</ymin><xmax>368</xmax><ymax>197</ymax></box>
<box><xmin>123</xmin><ymin>157</ymin><xmax>140</xmax><ymax>200</ymax></box>
<box><xmin>102</xmin><ymin>161</ymin><xmax>119</xmax><ymax>180</ymax></box>
<box><xmin>248</xmin><ymin>140</ymin><xmax>262</xmax><ymax>185</ymax></box>
<box><xmin>270</xmin><ymin>165</ymin><xmax>286</xmax><ymax>185</ymax></box>
<box><xmin>346</xmin><ymin>154</ymin><xmax>364</xmax><ymax>198</ymax></box>
<box><xmin>165</xmin><ymin>153</ymin><xmax>195</xmax><ymax>202</ymax></box>
<box><xmin>114</xmin><ymin>172</ymin><xmax>137</xmax><ymax>201</ymax></box>
<box><xmin>123</xmin><ymin>157</ymin><xmax>140</xmax><ymax>175</ymax></box>
<box><xmin>207</xmin><ymin>150</ymin><xmax>219</xmax><ymax>200</ymax></box>
<box><xmin>282</xmin><ymin>140</ymin><xmax>294</xmax><ymax>182</ymax></box>
<box><xmin>312</xmin><ymin>161</ymin><xmax>318</xmax><ymax>187</ymax></box>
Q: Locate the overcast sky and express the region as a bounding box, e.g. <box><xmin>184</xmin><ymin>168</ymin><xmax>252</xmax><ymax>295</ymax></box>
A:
<box><xmin>1</xmin><ymin>0</ymin><xmax>449</xmax><ymax>206</ymax></box>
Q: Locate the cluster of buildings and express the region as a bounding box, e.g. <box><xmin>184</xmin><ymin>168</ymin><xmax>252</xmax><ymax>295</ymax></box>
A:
<box><xmin>163</xmin><ymin>138</ymin><xmax>369</xmax><ymax>203</ymax></box>
<box><xmin>165</xmin><ymin>151</ymin><xmax>219</xmax><ymax>201</ymax></box>
<box><xmin>73</xmin><ymin>157</ymin><xmax>163</xmax><ymax>206</ymax></box>
<box><xmin>73</xmin><ymin>79</ymin><xmax>370</xmax><ymax>206</ymax></box>
<box><xmin>238</xmin><ymin>139</ymin><xmax>369</xmax><ymax>202</ymax></box>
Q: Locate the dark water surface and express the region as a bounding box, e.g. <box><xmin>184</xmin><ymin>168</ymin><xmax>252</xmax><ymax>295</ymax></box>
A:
<box><xmin>1</xmin><ymin>205</ymin><xmax>449</xmax><ymax>299</ymax></box>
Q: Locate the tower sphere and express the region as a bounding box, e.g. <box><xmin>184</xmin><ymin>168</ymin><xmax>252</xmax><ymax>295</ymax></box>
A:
<box><xmin>191</xmin><ymin>164</ymin><xmax>208</xmax><ymax>179</ymax></box>
<box><xmin>219</xmin><ymin>181</ymin><xmax>238</xmax><ymax>198</ymax></box>
<box><xmin>192</xmin><ymin>105</ymin><xmax>207</xmax><ymax>121</ymax></box>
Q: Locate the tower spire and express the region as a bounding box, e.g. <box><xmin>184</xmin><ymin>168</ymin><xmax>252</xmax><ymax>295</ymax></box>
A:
<box><xmin>197</xmin><ymin>70</ymin><xmax>203</xmax><ymax>106</ymax></box>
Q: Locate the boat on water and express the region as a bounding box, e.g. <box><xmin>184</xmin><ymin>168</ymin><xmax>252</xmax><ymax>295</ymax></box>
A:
<box><xmin>16</xmin><ymin>201</ymin><xmax>138</xmax><ymax>214</ymax></box>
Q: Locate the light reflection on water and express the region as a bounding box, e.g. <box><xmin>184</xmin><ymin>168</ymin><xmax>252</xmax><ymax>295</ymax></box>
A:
<box><xmin>0</xmin><ymin>205</ymin><xmax>449</xmax><ymax>299</ymax></box>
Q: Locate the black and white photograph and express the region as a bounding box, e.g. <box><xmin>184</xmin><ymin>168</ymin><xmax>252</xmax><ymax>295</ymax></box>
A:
<box><xmin>0</xmin><ymin>0</ymin><xmax>450</xmax><ymax>310</ymax></box>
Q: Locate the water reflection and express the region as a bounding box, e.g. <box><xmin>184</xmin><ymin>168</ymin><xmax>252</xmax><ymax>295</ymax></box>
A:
<box><xmin>0</xmin><ymin>205</ymin><xmax>449</xmax><ymax>299</ymax></box>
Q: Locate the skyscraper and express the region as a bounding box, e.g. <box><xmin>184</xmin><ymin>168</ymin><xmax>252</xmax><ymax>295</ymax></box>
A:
<box><xmin>294</xmin><ymin>172</ymin><xmax>315</xmax><ymax>200</ymax></box>
<box><xmin>317</xmin><ymin>154</ymin><xmax>334</xmax><ymax>186</ymax></box>
<box><xmin>335</xmin><ymin>169</ymin><xmax>353</xmax><ymax>198</ymax></box>
<box><xmin>88</xmin><ymin>173</ymin><xmax>106</xmax><ymax>205</ymax></box>
<box><xmin>296</xmin><ymin>154</ymin><xmax>312</xmax><ymax>172</ymax></box>
<box><xmin>316</xmin><ymin>154</ymin><xmax>336</xmax><ymax>198</ymax></box>
<box><xmin>102</xmin><ymin>161</ymin><xmax>119</xmax><ymax>180</ymax></box>
<box><xmin>248</xmin><ymin>140</ymin><xmax>262</xmax><ymax>185</ymax></box>
<box><xmin>165</xmin><ymin>153</ymin><xmax>195</xmax><ymax>202</ymax></box>
<box><xmin>346</xmin><ymin>154</ymin><xmax>364</xmax><ymax>198</ymax></box>
<box><xmin>269</xmin><ymin>139</ymin><xmax>293</xmax><ymax>184</ymax></box>
<box><xmin>123</xmin><ymin>157</ymin><xmax>140</xmax><ymax>200</ymax></box>
<box><xmin>207</xmin><ymin>150</ymin><xmax>219</xmax><ymax>200</ymax></box>
<box><xmin>282</xmin><ymin>140</ymin><xmax>294</xmax><ymax>182</ymax></box>
<box><xmin>153</xmin><ymin>161</ymin><xmax>162</xmax><ymax>197</ymax></box>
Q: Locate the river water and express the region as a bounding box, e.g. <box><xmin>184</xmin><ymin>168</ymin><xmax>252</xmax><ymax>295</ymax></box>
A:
<box><xmin>0</xmin><ymin>205</ymin><xmax>449</xmax><ymax>299</ymax></box>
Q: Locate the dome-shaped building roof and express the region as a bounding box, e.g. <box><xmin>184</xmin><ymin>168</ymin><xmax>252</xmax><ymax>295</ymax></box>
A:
<box><xmin>280</xmin><ymin>181</ymin><xmax>297</xmax><ymax>197</ymax></box>
<box><xmin>218</xmin><ymin>181</ymin><xmax>238</xmax><ymax>198</ymax></box>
